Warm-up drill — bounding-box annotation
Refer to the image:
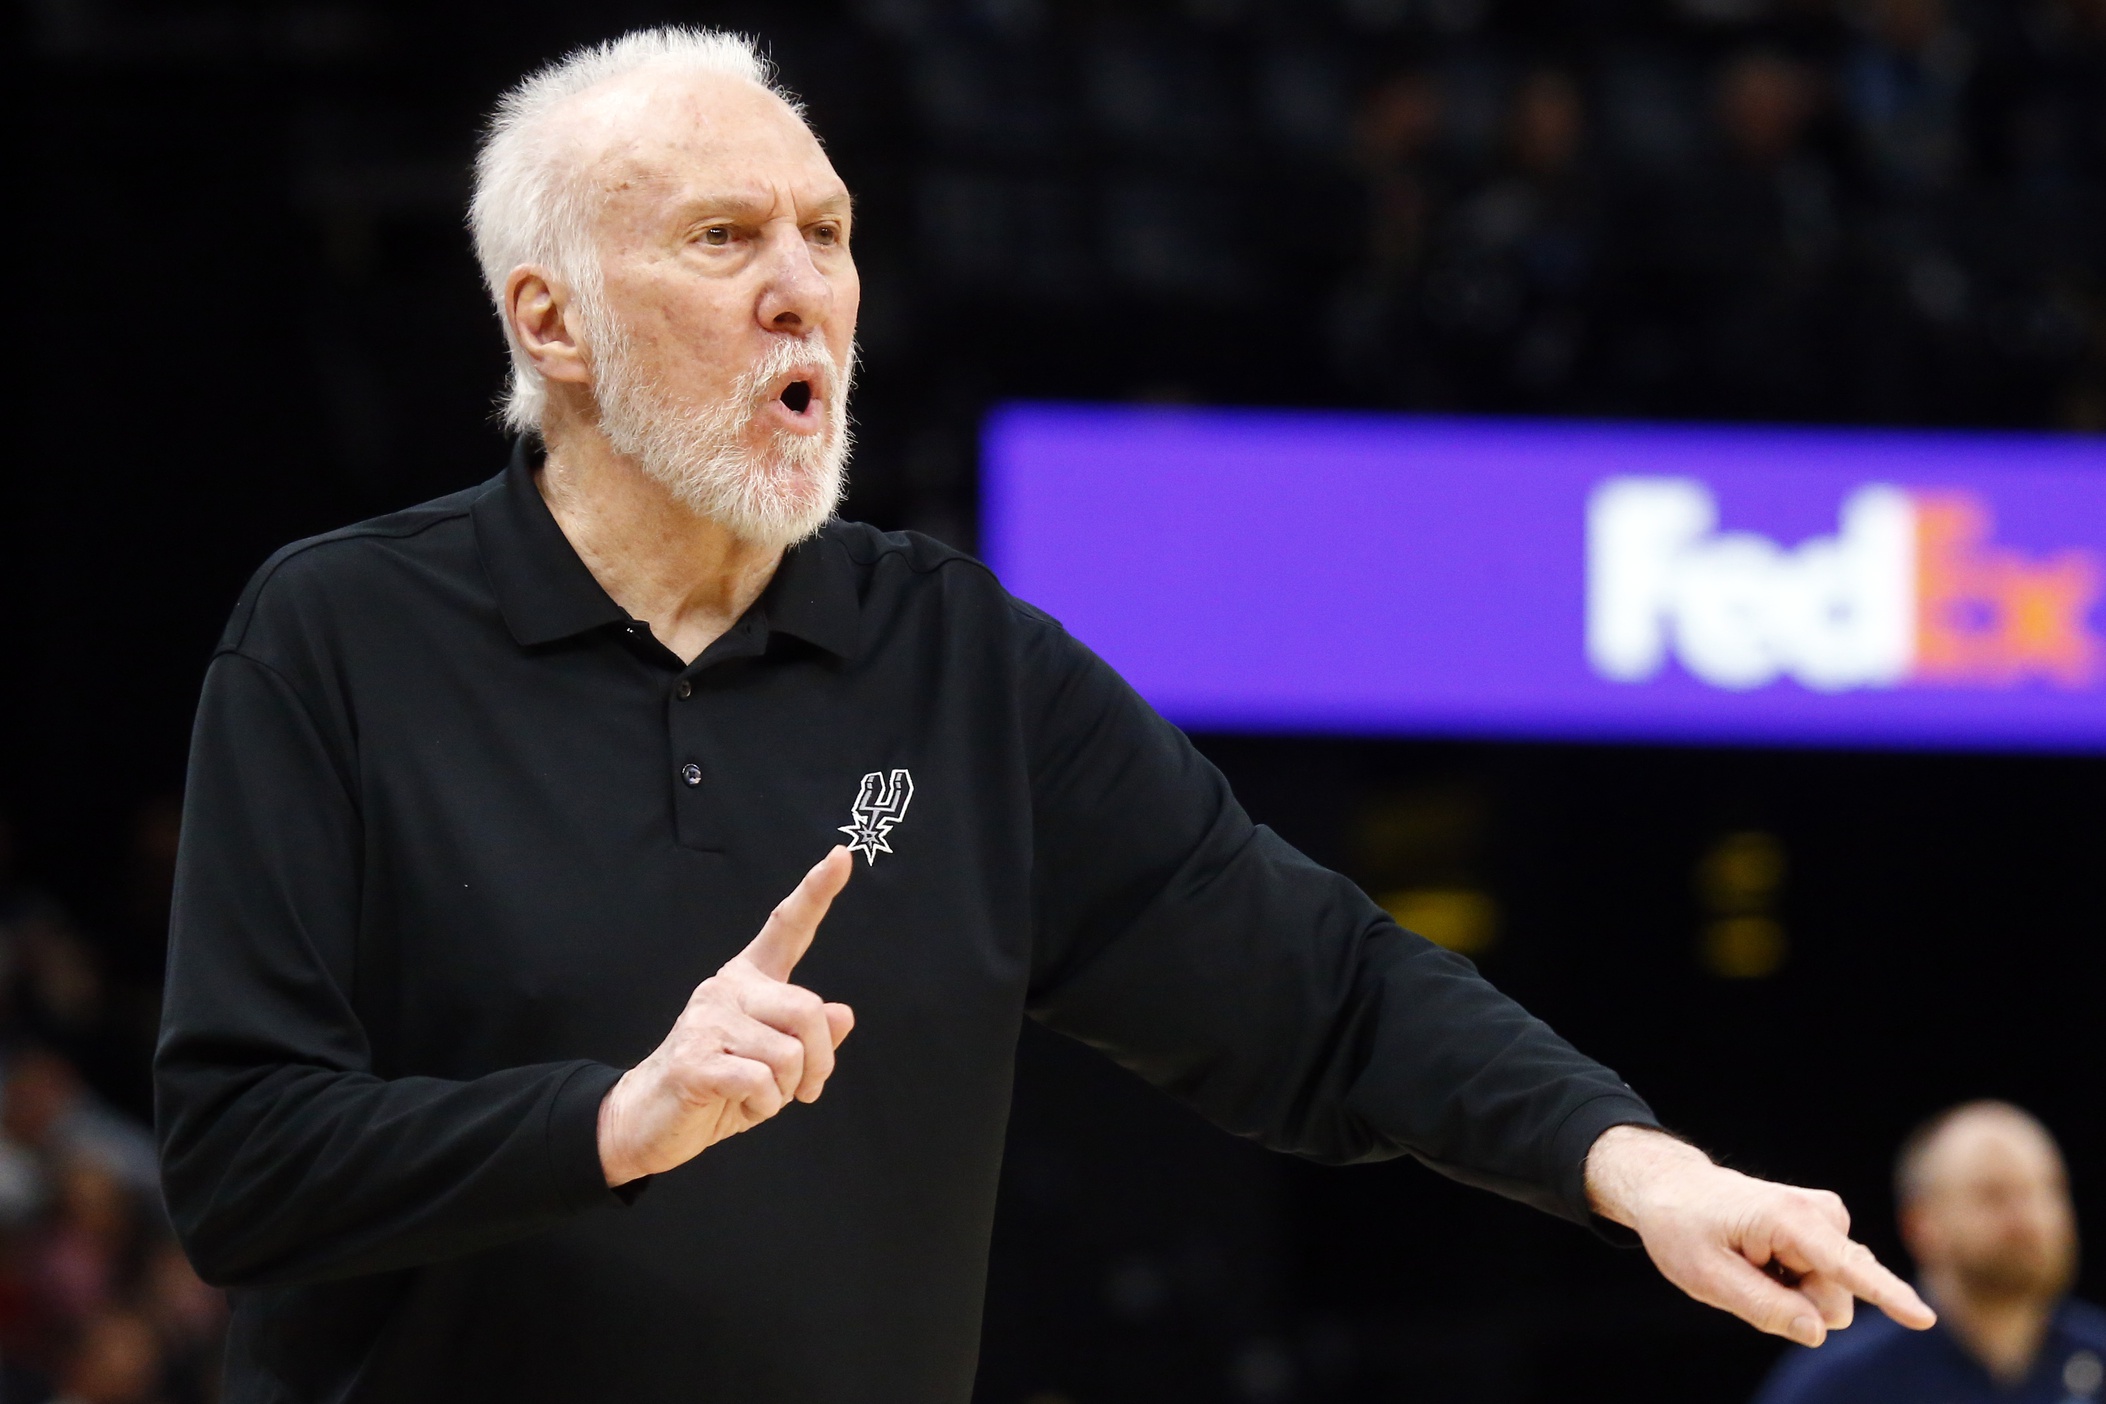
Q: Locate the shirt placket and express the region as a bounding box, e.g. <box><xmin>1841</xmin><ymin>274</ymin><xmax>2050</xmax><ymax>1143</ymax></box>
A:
<box><xmin>667</xmin><ymin>617</ymin><xmax>769</xmax><ymax>852</ymax></box>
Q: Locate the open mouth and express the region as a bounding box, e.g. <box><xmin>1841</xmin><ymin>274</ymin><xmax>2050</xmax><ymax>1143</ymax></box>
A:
<box><xmin>779</xmin><ymin>379</ymin><xmax>814</xmax><ymax>415</ymax></box>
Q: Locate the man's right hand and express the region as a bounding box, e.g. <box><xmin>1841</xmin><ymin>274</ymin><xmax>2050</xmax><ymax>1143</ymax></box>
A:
<box><xmin>598</xmin><ymin>847</ymin><xmax>857</xmax><ymax>1187</ymax></box>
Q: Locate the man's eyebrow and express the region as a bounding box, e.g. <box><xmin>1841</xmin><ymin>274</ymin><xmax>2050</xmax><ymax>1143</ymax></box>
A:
<box><xmin>677</xmin><ymin>188</ymin><xmax>855</xmax><ymax>220</ymax></box>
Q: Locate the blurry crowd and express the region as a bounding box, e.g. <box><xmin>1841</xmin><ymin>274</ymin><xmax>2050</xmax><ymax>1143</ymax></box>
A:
<box><xmin>1329</xmin><ymin>0</ymin><xmax>2106</xmax><ymax>421</ymax></box>
<box><xmin>32</xmin><ymin>0</ymin><xmax>2096</xmax><ymax>556</ymax></box>
<box><xmin>875</xmin><ymin>0</ymin><xmax>2106</xmax><ymax>430</ymax></box>
<box><xmin>0</xmin><ymin>814</ymin><xmax>225</xmax><ymax>1404</ymax></box>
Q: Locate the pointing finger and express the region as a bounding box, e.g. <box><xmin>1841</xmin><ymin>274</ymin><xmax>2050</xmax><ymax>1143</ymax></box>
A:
<box><xmin>1776</xmin><ymin>1220</ymin><xmax>1936</xmax><ymax>1330</ymax></box>
<box><xmin>1834</xmin><ymin>1250</ymin><xmax>1935</xmax><ymax>1330</ymax></box>
<box><xmin>737</xmin><ymin>847</ymin><xmax>852</xmax><ymax>983</ymax></box>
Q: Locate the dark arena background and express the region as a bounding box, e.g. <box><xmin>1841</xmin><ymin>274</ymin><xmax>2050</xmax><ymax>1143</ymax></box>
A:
<box><xmin>10</xmin><ymin>1</ymin><xmax>2106</xmax><ymax>1401</ymax></box>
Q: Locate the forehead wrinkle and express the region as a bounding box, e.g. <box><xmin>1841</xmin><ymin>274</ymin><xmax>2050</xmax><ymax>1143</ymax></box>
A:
<box><xmin>558</xmin><ymin>68</ymin><xmax>828</xmax><ymax>213</ymax></box>
<box><xmin>664</xmin><ymin>179</ymin><xmax>853</xmax><ymax>222</ymax></box>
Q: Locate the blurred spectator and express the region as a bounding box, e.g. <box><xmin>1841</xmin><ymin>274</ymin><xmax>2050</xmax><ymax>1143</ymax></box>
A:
<box><xmin>1</xmin><ymin>1052</ymin><xmax>160</xmax><ymax>1211</ymax></box>
<box><xmin>141</xmin><ymin>1242</ymin><xmax>223</xmax><ymax>1404</ymax></box>
<box><xmin>1844</xmin><ymin>0</ymin><xmax>1976</xmax><ymax>194</ymax></box>
<box><xmin>0</xmin><ymin>812</ymin><xmax>221</xmax><ymax>1400</ymax></box>
<box><xmin>1976</xmin><ymin>0</ymin><xmax>2106</xmax><ymax>191</ymax></box>
<box><xmin>0</xmin><ymin>1051</ymin><xmax>219</xmax><ymax>1397</ymax></box>
<box><xmin>1330</xmin><ymin>68</ymin><xmax>1451</xmax><ymax>398</ymax></box>
<box><xmin>0</xmin><ymin>796</ymin><xmax>177</xmax><ymax>1126</ymax></box>
<box><xmin>1338</xmin><ymin>65</ymin><xmax>1612</xmax><ymax>409</ymax></box>
<box><xmin>1753</xmin><ymin>1102</ymin><xmax>2105</xmax><ymax>1404</ymax></box>
<box><xmin>1718</xmin><ymin>49</ymin><xmax>1828</xmax><ymax>179</ymax></box>
<box><xmin>1654</xmin><ymin>48</ymin><xmax>1848</xmax><ymax>417</ymax></box>
<box><xmin>1421</xmin><ymin>67</ymin><xmax>1606</xmax><ymax>405</ymax></box>
<box><xmin>51</xmin><ymin>1309</ymin><xmax>164</xmax><ymax>1404</ymax></box>
<box><xmin>1357</xmin><ymin>69</ymin><xmax>1450</xmax><ymax>281</ymax></box>
<box><xmin>0</xmin><ymin>818</ymin><xmax>103</xmax><ymax>1063</ymax></box>
<box><xmin>0</xmin><ymin>1227</ymin><xmax>46</xmax><ymax>1390</ymax></box>
<box><xmin>33</xmin><ymin>1161</ymin><xmax>145</xmax><ymax>1331</ymax></box>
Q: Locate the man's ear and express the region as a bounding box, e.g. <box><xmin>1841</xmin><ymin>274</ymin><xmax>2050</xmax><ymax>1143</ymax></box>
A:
<box><xmin>506</xmin><ymin>267</ymin><xmax>593</xmax><ymax>387</ymax></box>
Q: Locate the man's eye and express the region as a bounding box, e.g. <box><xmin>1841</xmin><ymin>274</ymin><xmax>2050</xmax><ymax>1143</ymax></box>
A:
<box><xmin>701</xmin><ymin>227</ymin><xmax>730</xmax><ymax>246</ymax></box>
<box><xmin>811</xmin><ymin>225</ymin><xmax>839</xmax><ymax>245</ymax></box>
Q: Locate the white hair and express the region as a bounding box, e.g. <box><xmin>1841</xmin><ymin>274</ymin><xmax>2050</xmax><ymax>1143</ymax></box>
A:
<box><xmin>469</xmin><ymin>27</ymin><xmax>805</xmax><ymax>433</ymax></box>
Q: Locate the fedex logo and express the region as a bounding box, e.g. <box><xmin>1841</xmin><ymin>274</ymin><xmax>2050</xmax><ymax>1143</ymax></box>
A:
<box><xmin>1587</xmin><ymin>476</ymin><xmax>2103</xmax><ymax>693</ymax></box>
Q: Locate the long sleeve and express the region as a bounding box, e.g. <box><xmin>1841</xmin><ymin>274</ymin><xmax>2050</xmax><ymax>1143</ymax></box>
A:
<box><xmin>1013</xmin><ymin>601</ymin><xmax>1656</xmax><ymax>1225</ymax></box>
<box><xmin>154</xmin><ymin>650</ymin><xmax>621</xmax><ymax>1288</ymax></box>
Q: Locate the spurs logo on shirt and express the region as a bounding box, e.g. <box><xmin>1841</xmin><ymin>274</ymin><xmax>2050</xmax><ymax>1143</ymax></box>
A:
<box><xmin>839</xmin><ymin>769</ymin><xmax>914</xmax><ymax>865</ymax></box>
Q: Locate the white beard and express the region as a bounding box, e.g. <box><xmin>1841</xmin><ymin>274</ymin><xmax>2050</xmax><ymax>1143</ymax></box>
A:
<box><xmin>589</xmin><ymin>318</ymin><xmax>854</xmax><ymax>551</ymax></box>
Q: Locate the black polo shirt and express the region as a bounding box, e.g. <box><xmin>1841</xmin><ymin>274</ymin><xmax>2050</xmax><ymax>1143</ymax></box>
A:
<box><xmin>156</xmin><ymin>444</ymin><xmax>1657</xmax><ymax>1404</ymax></box>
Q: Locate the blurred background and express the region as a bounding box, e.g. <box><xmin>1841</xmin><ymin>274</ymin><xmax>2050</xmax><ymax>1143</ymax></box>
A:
<box><xmin>10</xmin><ymin>0</ymin><xmax>2106</xmax><ymax>1399</ymax></box>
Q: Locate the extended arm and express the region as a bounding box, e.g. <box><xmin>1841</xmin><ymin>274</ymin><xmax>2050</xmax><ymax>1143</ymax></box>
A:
<box><xmin>1015</xmin><ymin>605</ymin><xmax>1651</xmax><ymax>1222</ymax></box>
<box><xmin>1011</xmin><ymin>603</ymin><xmax>1932</xmax><ymax>1341</ymax></box>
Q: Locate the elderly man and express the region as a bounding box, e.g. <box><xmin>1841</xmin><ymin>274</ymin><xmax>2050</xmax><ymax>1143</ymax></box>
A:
<box><xmin>1756</xmin><ymin>1102</ymin><xmax>2106</xmax><ymax>1404</ymax></box>
<box><xmin>155</xmin><ymin>27</ymin><xmax>1930</xmax><ymax>1403</ymax></box>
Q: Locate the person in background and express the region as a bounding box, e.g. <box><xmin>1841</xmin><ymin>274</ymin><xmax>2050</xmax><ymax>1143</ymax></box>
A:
<box><xmin>0</xmin><ymin>818</ymin><xmax>105</xmax><ymax>1083</ymax></box>
<box><xmin>1844</xmin><ymin>0</ymin><xmax>1976</xmax><ymax>195</ymax></box>
<box><xmin>1665</xmin><ymin>47</ymin><xmax>1845</xmax><ymax>419</ymax></box>
<box><xmin>1329</xmin><ymin>65</ymin><xmax>1450</xmax><ymax>399</ymax></box>
<box><xmin>1355</xmin><ymin>67</ymin><xmax>1450</xmax><ymax>281</ymax></box>
<box><xmin>1754</xmin><ymin>1101</ymin><xmax>2106</xmax><ymax>1404</ymax></box>
<box><xmin>0</xmin><ymin>1054</ymin><xmax>160</xmax><ymax>1216</ymax></box>
<box><xmin>0</xmin><ymin>806</ymin><xmax>224</xmax><ymax>1401</ymax></box>
<box><xmin>139</xmin><ymin>1241</ymin><xmax>223</xmax><ymax>1404</ymax></box>
<box><xmin>31</xmin><ymin>1160</ymin><xmax>143</xmax><ymax>1334</ymax></box>
<box><xmin>1416</xmin><ymin>67</ymin><xmax>1605</xmax><ymax>407</ymax></box>
<box><xmin>47</xmin><ymin>1309</ymin><xmax>164</xmax><ymax>1404</ymax></box>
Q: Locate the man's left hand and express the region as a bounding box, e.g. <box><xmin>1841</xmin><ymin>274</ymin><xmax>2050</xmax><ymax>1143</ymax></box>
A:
<box><xmin>1585</xmin><ymin>1124</ymin><xmax>1937</xmax><ymax>1347</ymax></box>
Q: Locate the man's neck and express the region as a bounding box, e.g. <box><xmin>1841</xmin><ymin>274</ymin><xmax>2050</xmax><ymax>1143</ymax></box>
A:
<box><xmin>1926</xmin><ymin>1272</ymin><xmax>2058</xmax><ymax>1387</ymax></box>
<box><xmin>537</xmin><ymin>424</ymin><xmax>783</xmax><ymax>666</ymax></box>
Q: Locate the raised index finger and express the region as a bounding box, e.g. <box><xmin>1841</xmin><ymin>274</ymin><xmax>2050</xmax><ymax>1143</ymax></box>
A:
<box><xmin>1780</xmin><ymin>1218</ymin><xmax>1936</xmax><ymax>1330</ymax></box>
<box><xmin>736</xmin><ymin>846</ymin><xmax>853</xmax><ymax>982</ymax></box>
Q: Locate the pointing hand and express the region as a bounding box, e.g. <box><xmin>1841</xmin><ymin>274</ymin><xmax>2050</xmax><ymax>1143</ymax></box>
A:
<box><xmin>597</xmin><ymin>847</ymin><xmax>857</xmax><ymax>1187</ymax></box>
<box><xmin>1586</xmin><ymin>1125</ymin><xmax>1936</xmax><ymax>1347</ymax></box>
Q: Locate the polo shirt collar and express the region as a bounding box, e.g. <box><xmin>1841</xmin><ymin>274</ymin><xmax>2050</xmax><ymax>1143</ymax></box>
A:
<box><xmin>473</xmin><ymin>439</ymin><xmax>860</xmax><ymax>659</ymax></box>
<box><xmin>474</xmin><ymin>440</ymin><xmax>630</xmax><ymax>647</ymax></box>
<box><xmin>758</xmin><ymin>532</ymin><xmax>861</xmax><ymax>659</ymax></box>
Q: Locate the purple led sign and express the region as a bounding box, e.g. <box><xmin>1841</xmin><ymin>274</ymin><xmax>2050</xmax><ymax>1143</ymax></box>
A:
<box><xmin>981</xmin><ymin>404</ymin><xmax>2106</xmax><ymax>751</ymax></box>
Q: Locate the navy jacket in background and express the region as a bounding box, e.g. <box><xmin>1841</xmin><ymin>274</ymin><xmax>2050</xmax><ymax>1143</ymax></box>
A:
<box><xmin>1753</xmin><ymin>1299</ymin><xmax>2106</xmax><ymax>1404</ymax></box>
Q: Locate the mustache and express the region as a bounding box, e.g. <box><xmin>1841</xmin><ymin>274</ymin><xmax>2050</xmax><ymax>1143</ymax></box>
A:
<box><xmin>736</xmin><ymin>335</ymin><xmax>852</xmax><ymax>409</ymax></box>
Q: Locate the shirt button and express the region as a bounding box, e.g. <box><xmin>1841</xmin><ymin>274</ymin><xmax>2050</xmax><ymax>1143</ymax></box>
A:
<box><xmin>675</xmin><ymin>679</ymin><xmax>693</xmax><ymax>700</ymax></box>
<box><xmin>680</xmin><ymin>762</ymin><xmax>702</xmax><ymax>787</ymax></box>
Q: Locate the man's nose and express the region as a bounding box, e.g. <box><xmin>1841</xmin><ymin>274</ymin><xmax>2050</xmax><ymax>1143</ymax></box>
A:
<box><xmin>755</xmin><ymin>226</ymin><xmax>833</xmax><ymax>336</ymax></box>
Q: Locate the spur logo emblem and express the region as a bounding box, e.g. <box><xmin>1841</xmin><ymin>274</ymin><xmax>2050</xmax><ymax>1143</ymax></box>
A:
<box><xmin>838</xmin><ymin>769</ymin><xmax>914</xmax><ymax>865</ymax></box>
